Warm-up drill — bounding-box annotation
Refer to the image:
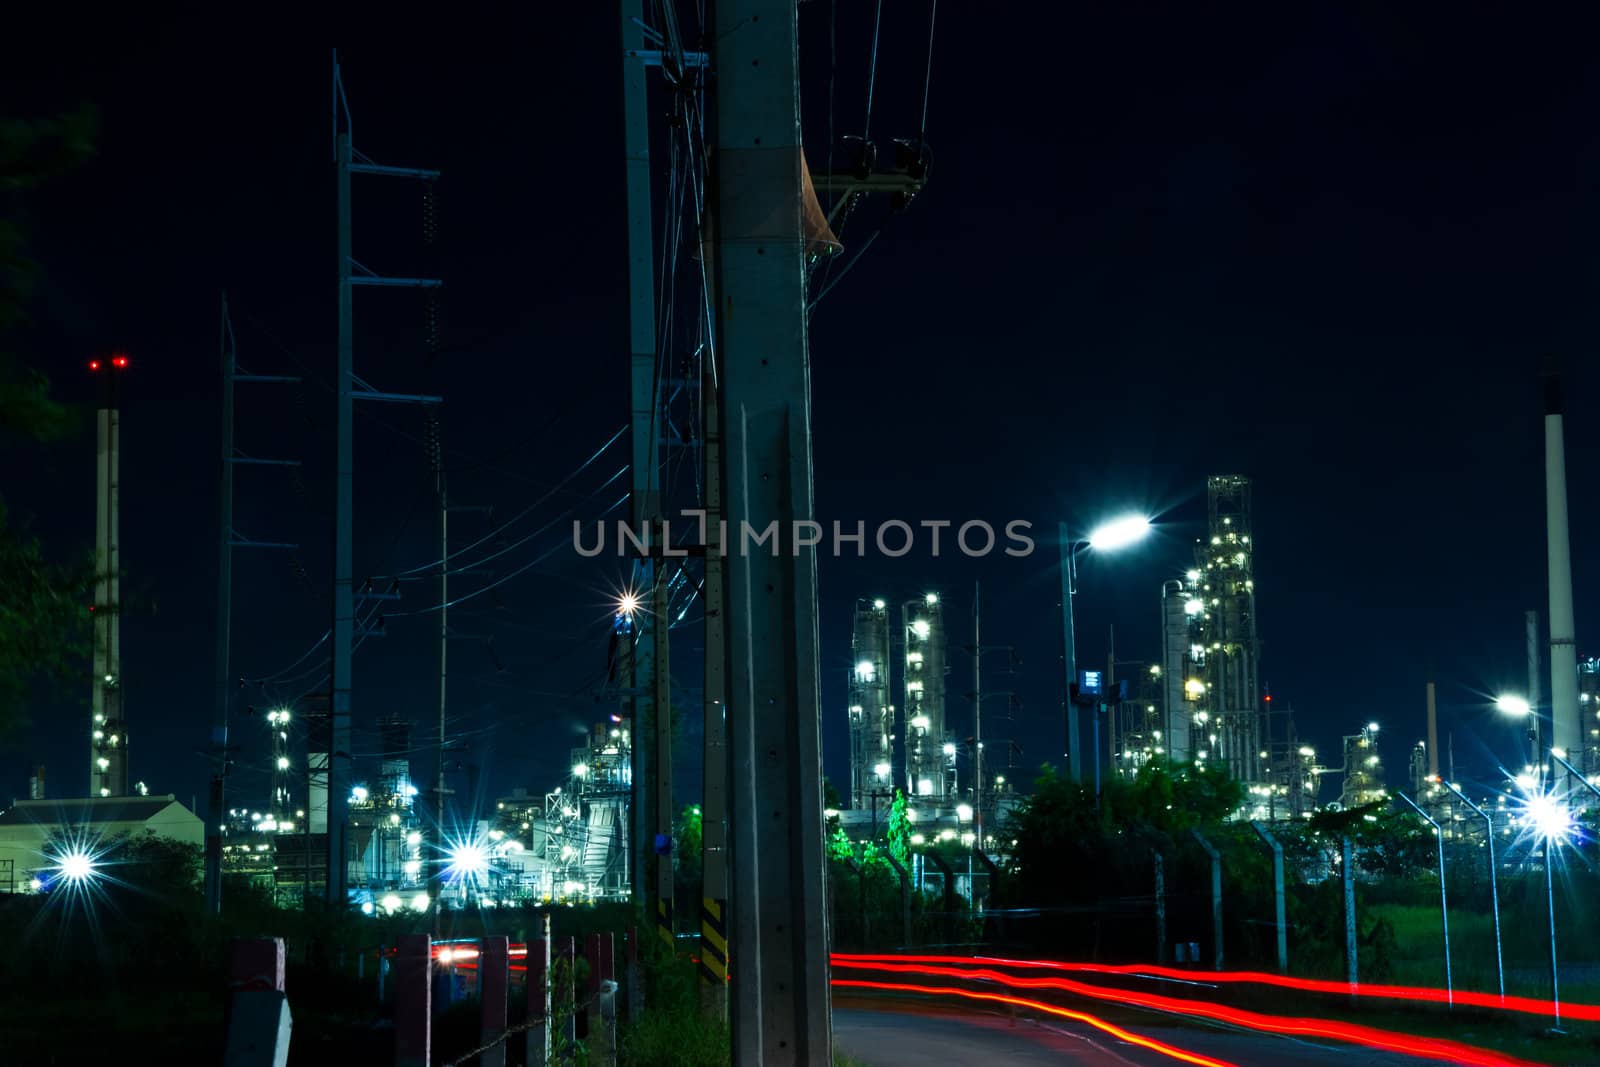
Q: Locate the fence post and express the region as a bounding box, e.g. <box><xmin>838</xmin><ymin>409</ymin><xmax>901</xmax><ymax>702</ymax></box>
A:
<box><xmin>1190</xmin><ymin>829</ymin><xmax>1223</xmax><ymax>971</ymax></box>
<box><xmin>1152</xmin><ymin>851</ymin><xmax>1166</xmax><ymax>965</ymax></box>
<box><xmin>1342</xmin><ymin>836</ymin><xmax>1358</xmax><ymax>996</ymax></box>
<box><xmin>884</xmin><ymin>853</ymin><xmax>912</xmax><ymax>948</ymax></box>
<box><xmin>558</xmin><ymin>935</ymin><xmax>577</xmax><ymax>1060</ymax></box>
<box><xmin>593</xmin><ymin>933</ymin><xmax>617</xmax><ymax>1065</ymax></box>
<box><xmin>1251</xmin><ymin>821</ymin><xmax>1288</xmax><ymax>975</ymax></box>
<box><xmin>395</xmin><ymin>934</ymin><xmax>431</xmax><ymax>1067</ymax></box>
<box><xmin>925</xmin><ymin>851</ymin><xmax>957</xmax><ymax>944</ymax></box>
<box><xmin>527</xmin><ymin>916</ymin><xmax>551</xmax><ymax>1067</ymax></box>
<box><xmin>224</xmin><ymin>936</ymin><xmax>291</xmax><ymax>1067</ymax></box>
<box><xmin>625</xmin><ymin>925</ymin><xmax>641</xmax><ymax>1022</ymax></box>
<box><xmin>480</xmin><ymin>936</ymin><xmax>509</xmax><ymax>1067</ymax></box>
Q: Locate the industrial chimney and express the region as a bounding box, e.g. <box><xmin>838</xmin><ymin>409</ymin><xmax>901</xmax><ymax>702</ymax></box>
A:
<box><xmin>89</xmin><ymin>353</ymin><xmax>130</xmax><ymax>797</ymax></box>
<box><xmin>1544</xmin><ymin>373</ymin><xmax>1580</xmax><ymax>759</ymax></box>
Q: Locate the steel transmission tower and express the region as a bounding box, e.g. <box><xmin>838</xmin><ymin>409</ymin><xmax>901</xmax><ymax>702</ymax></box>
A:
<box><xmin>205</xmin><ymin>296</ymin><xmax>300</xmax><ymax>914</ymax></box>
<box><xmin>329</xmin><ymin>52</ymin><xmax>441</xmax><ymax>907</ymax></box>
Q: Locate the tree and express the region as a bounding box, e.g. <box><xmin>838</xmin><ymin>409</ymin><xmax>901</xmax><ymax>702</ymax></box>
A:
<box><xmin>0</xmin><ymin>106</ymin><xmax>99</xmax><ymax>740</ymax></box>
<box><xmin>885</xmin><ymin>788</ymin><xmax>910</xmax><ymax>867</ymax></box>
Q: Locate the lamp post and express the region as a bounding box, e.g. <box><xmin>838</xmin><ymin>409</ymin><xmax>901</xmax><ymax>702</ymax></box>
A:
<box><xmin>1438</xmin><ymin>779</ymin><xmax>1504</xmax><ymax>1001</ymax></box>
<box><xmin>1496</xmin><ymin>694</ymin><xmax>1540</xmax><ymax>778</ymax></box>
<box><xmin>1524</xmin><ymin>786</ymin><xmax>1575</xmax><ymax>1030</ymax></box>
<box><xmin>1396</xmin><ymin>791</ymin><xmax>1452</xmax><ymax>1006</ymax></box>
<box><xmin>1059</xmin><ymin>515</ymin><xmax>1152</xmax><ymax>786</ymax></box>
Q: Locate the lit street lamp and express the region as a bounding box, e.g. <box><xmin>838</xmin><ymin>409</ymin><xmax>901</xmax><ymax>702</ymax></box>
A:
<box><xmin>1523</xmin><ymin>786</ymin><xmax>1575</xmax><ymax>1029</ymax></box>
<box><xmin>1060</xmin><ymin>515</ymin><xmax>1152</xmax><ymax>787</ymax></box>
<box><xmin>1496</xmin><ymin>694</ymin><xmax>1540</xmax><ymax>772</ymax></box>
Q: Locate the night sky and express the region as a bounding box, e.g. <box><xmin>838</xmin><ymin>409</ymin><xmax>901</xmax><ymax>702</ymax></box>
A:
<box><xmin>4</xmin><ymin>5</ymin><xmax>1598</xmax><ymax>817</ymax></box>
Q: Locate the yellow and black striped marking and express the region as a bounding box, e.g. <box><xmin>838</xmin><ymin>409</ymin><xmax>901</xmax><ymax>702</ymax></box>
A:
<box><xmin>655</xmin><ymin>896</ymin><xmax>674</xmax><ymax>950</ymax></box>
<box><xmin>698</xmin><ymin>896</ymin><xmax>728</xmax><ymax>985</ymax></box>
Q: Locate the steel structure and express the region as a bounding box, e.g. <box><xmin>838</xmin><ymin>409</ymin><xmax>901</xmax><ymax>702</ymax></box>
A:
<box><xmin>848</xmin><ymin>599</ymin><xmax>894</xmax><ymax>807</ymax></box>
<box><xmin>903</xmin><ymin>594</ymin><xmax>951</xmax><ymax>798</ymax></box>
<box><xmin>204</xmin><ymin>297</ymin><xmax>302</xmax><ymax>912</ymax></box>
<box><xmin>329</xmin><ymin>52</ymin><xmax>441</xmax><ymax>906</ymax></box>
<box><xmin>1184</xmin><ymin>476</ymin><xmax>1263</xmax><ymax>783</ymax></box>
<box><xmin>544</xmin><ymin>722</ymin><xmax>632</xmax><ymax>902</ymax></box>
<box><xmin>1339</xmin><ymin>723</ymin><xmax>1386</xmax><ymax>809</ymax></box>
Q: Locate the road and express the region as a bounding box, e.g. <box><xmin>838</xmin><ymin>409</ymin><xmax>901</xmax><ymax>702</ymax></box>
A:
<box><xmin>832</xmin><ymin>999</ymin><xmax>1448</xmax><ymax>1066</ymax></box>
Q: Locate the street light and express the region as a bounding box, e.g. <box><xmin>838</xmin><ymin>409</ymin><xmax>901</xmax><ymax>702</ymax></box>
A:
<box><xmin>1522</xmin><ymin>785</ymin><xmax>1575</xmax><ymax>1029</ymax></box>
<box><xmin>1060</xmin><ymin>515</ymin><xmax>1153</xmax><ymax>787</ymax></box>
<box><xmin>1496</xmin><ymin>694</ymin><xmax>1540</xmax><ymax>772</ymax></box>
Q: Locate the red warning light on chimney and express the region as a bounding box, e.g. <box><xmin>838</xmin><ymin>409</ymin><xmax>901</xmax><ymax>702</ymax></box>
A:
<box><xmin>112</xmin><ymin>355</ymin><xmax>129</xmax><ymax>369</ymax></box>
<box><xmin>88</xmin><ymin>359</ymin><xmax>101</xmax><ymax>372</ymax></box>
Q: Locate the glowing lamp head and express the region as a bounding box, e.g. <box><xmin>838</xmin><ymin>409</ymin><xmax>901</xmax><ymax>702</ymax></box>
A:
<box><xmin>873</xmin><ymin>761</ymin><xmax>891</xmax><ymax>779</ymax></box>
<box><xmin>617</xmin><ymin>591</ymin><xmax>640</xmax><ymax>618</ymax></box>
<box><xmin>1496</xmin><ymin>695</ymin><xmax>1532</xmax><ymax>718</ymax></box>
<box><xmin>1086</xmin><ymin>515</ymin><xmax>1152</xmax><ymax>552</ymax></box>
<box><xmin>955</xmin><ymin>803</ymin><xmax>973</xmax><ymax>822</ymax></box>
<box><xmin>57</xmin><ymin>851</ymin><xmax>95</xmax><ymax>884</ymax></box>
<box><xmin>1526</xmin><ymin>792</ymin><xmax>1574</xmax><ymax>844</ymax></box>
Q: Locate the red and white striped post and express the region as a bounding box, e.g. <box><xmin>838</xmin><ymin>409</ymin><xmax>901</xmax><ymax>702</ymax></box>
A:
<box><xmin>480</xmin><ymin>936</ymin><xmax>509</xmax><ymax>1067</ymax></box>
<box><xmin>224</xmin><ymin>937</ymin><xmax>290</xmax><ymax>1067</ymax></box>
<box><xmin>526</xmin><ymin>918</ymin><xmax>551</xmax><ymax>1067</ymax></box>
<box><xmin>395</xmin><ymin>934</ymin><xmax>431</xmax><ymax>1067</ymax></box>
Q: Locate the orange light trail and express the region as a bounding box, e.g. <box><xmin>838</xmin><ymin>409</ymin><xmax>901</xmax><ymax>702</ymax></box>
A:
<box><xmin>833</xmin><ymin>952</ymin><xmax>1600</xmax><ymax>1023</ymax></box>
<box><xmin>831</xmin><ymin>978</ymin><xmax>1239</xmax><ymax>1067</ymax></box>
<box><xmin>831</xmin><ymin>958</ymin><xmax>1542</xmax><ymax>1067</ymax></box>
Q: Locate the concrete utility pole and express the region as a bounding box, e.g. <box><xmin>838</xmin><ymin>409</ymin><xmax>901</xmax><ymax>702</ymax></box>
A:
<box><xmin>618</xmin><ymin>0</ymin><xmax>664</xmax><ymax>942</ymax></box>
<box><xmin>700</xmin><ymin>348</ymin><xmax>730</xmax><ymax>1014</ymax></box>
<box><xmin>1252</xmin><ymin>821</ymin><xmax>1287</xmax><ymax>974</ymax></box>
<box><xmin>713</xmin><ymin>0</ymin><xmax>832</xmax><ymax>1060</ymax></box>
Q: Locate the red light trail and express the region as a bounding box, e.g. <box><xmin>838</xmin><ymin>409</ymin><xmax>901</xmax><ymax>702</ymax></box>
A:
<box><xmin>832</xmin><ymin>978</ymin><xmax>1240</xmax><ymax>1067</ymax></box>
<box><xmin>831</xmin><ymin>957</ymin><xmax>1542</xmax><ymax>1067</ymax></box>
<box><xmin>832</xmin><ymin>952</ymin><xmax>1600</xmax><ymax>1024</ymax></box>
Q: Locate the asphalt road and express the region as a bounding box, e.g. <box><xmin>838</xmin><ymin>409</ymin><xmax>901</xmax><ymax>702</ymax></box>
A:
<box><xmin>832</xmin><ymin>999</ymin><xmax>1448</xmax><ymax>1066</ymax></box>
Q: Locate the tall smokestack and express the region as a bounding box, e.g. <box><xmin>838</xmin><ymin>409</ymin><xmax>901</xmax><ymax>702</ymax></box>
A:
<box><xmin>1544</xmin><ymin>373</ymin><xmax>1580</xmax><ymax>758</ymax></box>
<box><xmin>1425</xmin><ymin>682</ymin><xmax>1439</xmax><ymax>779</ymax></box>
<box><xmin>89</xmin><ymin>355</ymin><xmax>129</xmax><ymax>797</ymax></box>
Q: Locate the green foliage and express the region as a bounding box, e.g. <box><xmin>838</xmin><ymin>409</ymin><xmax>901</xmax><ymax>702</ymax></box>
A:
<box><xmin>0</xmin><ymin>107</ymin><xmax>101</xmax><ymax>740</ymax></box>
<box><xmin>885</xmin><ymin>788</ymin><xmax>910</xmax><ymax>867</ymax></box>
<box><xmin>619</xmin><ymin>936</ymin><xmax>728</xmax><ymax>1066</ymax></box>
<box><xmin>673</xmin><ymin>804</ymin><xmax>703</xmax><ymax>907</ymax></box>
<box><xmin>828</xmin><ymin>823</ymin><xmax>854</xmax><ymax>863</ymax></box>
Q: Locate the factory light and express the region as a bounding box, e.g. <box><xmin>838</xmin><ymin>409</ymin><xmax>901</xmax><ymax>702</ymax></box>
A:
<box><xmin>1526</xmin><ymin>792</ymin><xmax>1574</xmax><ymax>843</ymax></box>
<box><xmin>1148</xmin><ymin>665</ymin><xmax>1160</xmax><ymax>677</ymax></box>
<box><xmin>911</xmin><ymin>715</ymin><xmax>931</xmax><ymax>731</ymax></box>
<box><xmin>855</xmin><ymin>660</ymin><xmax>876</xmax><ymax>681</ymax></box>
<box><xmin>917</xmin><ymin>779</ymin><xmax>934</xmax><ymax>796</ymax></box>
<box><xmin>995</xmin><ymin>775</ymin><xmax>1005</xmax><ymax>785</ymax></box>
<box><xmin>1186</xmin><ymin>569</ymin><xmax>1200</xmax><ymax>582</ymax></box>
<box><xmin>1086</xmin><ymin>515</ymin><xmax>1152</xmax><ymax>551</ymax></box>
<box><xmin>412</xmin><ymin>892</ymin><xmax>431</xmax><ymax>911</ymax></box>
<box><xmin>1495</xmin><ymin>696</ymin><xmax>1531</xmax><ymax>718</ymax></box>
<box><xmin>909</xmin><ymin>833</ymin><xmax>926</xmax><ymax>846</ymax></box>
<box><xmin>942</xmin><ymin>742</ymin><xmax>957</xmax><ymax>756</ymax></box>
<box><xmin>381</xmin><ymin>893</ymin><xmax>403</xmax><ymax>914</ymax></box>
<box><xmin>56</xmin><ymin>850</ymin><xmax>96</xmax><ymax>884</ymax></box>
<box><xmin>873</xmin><ymin>598</ymin><xmax>886</xmax><ymax>610</ymax></box>
<box><xmin>1184</xmin><ymin>598</ymin><xmax>1204</xmax><ymax>616</ymax></box>
<box><xmin>351</xmin><ymin>786</ymin><xmax>368</xmax><ymax>803</ymax></box>
<box><xmin>276</xmin><ymin>757</ymin><xmax>290</xmax><ymax>770</ymax></box>
<box><xmin>361</xmin><ymin>901</ymin><xmax>375</xmax><ymax>915</ymax></box>
<box><xmin>389</xmin><ymin>813</ymin><xmax>401</xmax><ymax>826</ymax></box>
<box><xmin>1184</xmin><ymin>679</ymin><xmax>1206</xmax><ymax>699</ymax></box>
<box><xmin>1367</xmin><ymin>722</ymin><xmax>1380</xmax><ymax>734</ymax></box>
<box><xmin>925</xmin><ymin>592</ymin><xmax>939</xmax><ymax>605</ymax></box>
<box><xmin>617</xmin><ymin>591</ymin><xmax>640</xmax><ymax>617</ymax></box>
<box><xmin>573</xmin><ymin>763</ymin><xmax>589</xmax><ymax>778</ymax></box>
<box><xmin>403</xmin><ymin>860</ymin><xmax>422</xmax><ymax>878</ymax></box>
<box><xmin>912</xmin><ymin>619</ymin><xmax>931</xmax><ymax>639</ymax></box>
<box><xmin>956</xmin><ymin>803</ymin><xmax>973</xmax><ymax>822</ymax></box>
<box><xmin>873</xmin><ymin>762</ymin><xmax>891</xmax><ymax>778</ymax></box>
<box><xmin>96</xmin><ymin>757</ymin><xmax>109</xmax><ymax>770</ymax></box>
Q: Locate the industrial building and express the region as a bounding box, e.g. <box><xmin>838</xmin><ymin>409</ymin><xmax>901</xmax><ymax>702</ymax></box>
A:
<box><xmin>1338</xmin><ymin>723</ymin><xmax>1387</xmax><ymax>809</ymax></box>
<box><xmin>0</xmin><ymin>795</ymin><xmax>202</xmax><ymax>893</ymax></box>
<box><xmin>538</xmin><ymin>719</ymin><xmax>630</xmax><ymax>901</ymax></box>
<box><xmin>848</xmin><ymin>598</ymin><xmax>895</xmax><ymax>809</ymax></box>
<box><xmin>903</xmin><ymin>593</ymin><xmax>953</xmax><ymax>799</ymax></box>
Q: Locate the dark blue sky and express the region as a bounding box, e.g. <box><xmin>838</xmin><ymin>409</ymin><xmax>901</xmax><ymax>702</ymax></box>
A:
<box><xmin>4</xmin><ymin>4</ymin><xmax>1598</xmax><ymax>815</ymax></box>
